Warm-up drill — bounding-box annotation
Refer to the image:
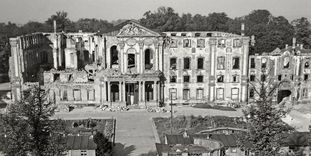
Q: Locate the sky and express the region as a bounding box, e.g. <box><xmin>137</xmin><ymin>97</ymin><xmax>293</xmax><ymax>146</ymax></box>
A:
<box><xmin>0</xmin><ymin>0</ymin><xmax>310</xmax><ymax>24</ymax></box>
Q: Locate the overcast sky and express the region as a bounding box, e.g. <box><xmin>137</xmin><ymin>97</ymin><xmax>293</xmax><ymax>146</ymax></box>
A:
<box><xmin>0</xmin><ymin>0</ymin><xmax>310</xmax><ymax>24</ymax></box>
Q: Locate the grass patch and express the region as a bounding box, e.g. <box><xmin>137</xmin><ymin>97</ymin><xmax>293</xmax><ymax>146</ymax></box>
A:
<box><xmin>192</xmin><ymin>103</ymin><xmax>236</xmax><ymax>111</ymax></box>
<box><xmin>153</xmin><ymin>115</ymin><xmax>246</xmax><ymax>143</ymax></box>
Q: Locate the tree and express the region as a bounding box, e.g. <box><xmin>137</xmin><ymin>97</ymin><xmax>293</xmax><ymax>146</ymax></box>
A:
<box><xmin>291</xmin><ymin>17</ymin><xmax>311</xmax><ymax>49</ymax></box>
<box><xmin>239</xmin><ymin>68</ymin><xmax>293</xmax><ymax>156</ymax></box>
<box><xmin>74</xmin><ymin>18</ymin><xmax>114</xmax><ymax>33</ymax></box>
<box><xmin>93</xmin><ymin>132</ymin><xmax>112</xmax><ymax>156</ymax></box>
<box><xmin>46</xmin><ymin>11</ymin><xmax>73</xmax><ymax>32</ymax></box>
<box><xmin>0</xmin><ymin>86</ymin><xmax>66</xmax><ymax>155</ymax></box>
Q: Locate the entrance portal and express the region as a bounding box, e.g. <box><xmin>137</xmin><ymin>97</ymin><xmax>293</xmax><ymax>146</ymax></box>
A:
<box><xmin>126</xmin><ymin>83</ymin><xmax>139</xmax><ymax>106</ymax></box>
<box><xmin>277</xmin><ymin>90</ymin><xmax>291</xmax><ymax>103</ymax></box>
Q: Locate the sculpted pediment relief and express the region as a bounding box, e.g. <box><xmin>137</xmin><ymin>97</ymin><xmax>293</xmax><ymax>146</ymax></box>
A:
<box><xmin>117</xmin><ymin>22</ymin><xmax>160</xmax><ymax>37</ymax></box>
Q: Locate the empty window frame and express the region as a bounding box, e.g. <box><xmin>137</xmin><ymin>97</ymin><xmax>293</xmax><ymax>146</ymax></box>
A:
<box><xmin>184</xmin><ymin>58</ymin><xmax>190</xmax><ymax>69</ymax></box>
<box><xmin>250</xmin><ymin>75</ymin><xmax>255</xmax><ymax>82</ymax></box>
<box><xmin>231</xmin><ymin>88</ymin><xmax>239</xmax><ymax>100</ymax></box>
<box><xmin>197</xmin><ymin>75</ymin><xmax>204</xmax><ymax>83</ymax></box>
<box><xmin>232</xmin><ymin>75</ymin><xmax>239</xmax><ymax>83</ymax></box>
<box><xmin>249</xmin><ymin>88</ymin><xmax>255</xmax><ymax>98</ymax></box>
<box><xmin>169</xmin><ymin>88</ymin><xmax>177</xmax><ymax>100</ymax></box>
<box><xmin>197</xmin><ymin>57</ymin><xmax>204</xmax><ymax>69</ymax></box>
<box><xmin>216</xmin><ymin>88</ymin><xmax>224</xmax><ymax>100</ymax></box>
<box><xmin>261</xmin><ymin>75</ymin><xmax>266</xmax><ymax>82</ymax></box>
<box><xmin>302</xmin><ymin>88</ymin><xmax>308</xmax><ymax>98</ymax></box>
<box><xmin>232</xmin><ymin>57</ymin><xmax>240</xmax><ymax>69</ymax></box>
<box><xmin>217</xmin><ymin>75</ymin><xmax>224</xmax><ymax>83</ymax></box>
<box><xmin>183</xmin><ymin>39</ymin><xmax>191</xmax><ymax>48</ymax></box>
<box><xmin>217</xmin><ymin>56</ymin><xmax>225</xmax><ymax>70</ymax></box>
<box><xmin>250</xmin><ymin>58</ymin><xmax>255</xmax><ymax>68</ymax></box>
<box><xmin>184</xmin><ymin>75</ymin><xmax>190</xmax><ymax>83</ymax></box>
<box><xmin>304</xmin><ymin>74</ymin><xmax>309</xmax><ymax>81</ymax></box>
<box><xmin>170</xmin><ymin>76</ymin><xmax>177</xmax><ymax>83</ymax></box>
<box><xmin>283</xmin><ymin>57</ymin><xmax>290</xmax><ymax>68</ymax></box>
<box><xmin>183</xmin><ymin>89</ymin><xmax>190</xmax><ymax>100</ymax></box>
<box><xmin>145</xmin><ymin>49</ymin><xmax>153</xmax><ymax>70</ymax></box>
<box><xmin>73</xmin><ymin>89</ymin><xmax>81</xmax><ymax>101</ymax></box>
<box><xmin>278</xmin><ymin>75</ymin><xmax>282</xmax><ymax>81</ymax></box>
<box><xmin>233</xmin><ymin>39</ymin><xmax>242</xmax><ymax>48</ymax></box>
<box><xmin>170</xmin><ymin>58</ymin><xmax>177</xmax><ymax>70</ymax></box>
<box><xmin>127</xmin><ymin>54</ymin><xmax>135</xmax><ymax>68</ymax></box>
<box><xmin>305</xmin><ymin>61</ymin><xmax>310</xmax><ymax>68</ymax></box>
<box><xmin>61</xmin><ymin>90</ymin><xmax>68</xmax><ymax>101</ymax></box>
<box><xmin>196</xmin><ymin>88</ymin><xmax>204</xmax><ymax>100</ymax></box>
<box><xmin>170</xmin><ymin>39</ymin><xmax>178</xmax><ymax>48</ymax></box>
<box><xmin>87</xmin><ymin>89</ymin><xmax>95</xmax><ymax>101</ymax></box>
<box><xmin>218</xmin><ymin>39</ymin><xmax>226</xmax><ymax>48</ymax></box>
<box><xmin>197</xmin><ymin>39</ymin><xmax>205</xmax><ymax>48</ymax></box>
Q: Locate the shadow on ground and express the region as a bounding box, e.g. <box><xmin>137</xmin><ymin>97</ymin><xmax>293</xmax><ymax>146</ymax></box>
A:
<box><xmin>112</xmin><ymin>143</ymin><xmax>136</xmax><ymax>156</ymax></box>
<box><xmin>139</xmin><ymin>150</ymin><xmax>158</xmax><ymax>156</ymax></box>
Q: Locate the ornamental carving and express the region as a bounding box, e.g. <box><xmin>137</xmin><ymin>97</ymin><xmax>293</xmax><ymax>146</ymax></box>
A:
<box><xmin>126</xmin><ymin>38</ymin><xmax>137</xmax><ymax>46</ymax></box>
<box><xmin>118</xmin><ymin>23</ymin><xmax>160</xmax><ymax>37</ymax></box>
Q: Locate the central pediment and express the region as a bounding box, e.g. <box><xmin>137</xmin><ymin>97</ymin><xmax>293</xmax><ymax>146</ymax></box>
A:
<box><xmin>117</xmin><ymin>21</ymin><xmax>160</xmax><ymax>37</ymax></box>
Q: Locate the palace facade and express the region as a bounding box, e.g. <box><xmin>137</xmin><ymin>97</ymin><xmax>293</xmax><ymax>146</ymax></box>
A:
<box><xmin>14</xmin><ymin>20</ymin><xmax>305</xmax><ymax>109</ymax></box>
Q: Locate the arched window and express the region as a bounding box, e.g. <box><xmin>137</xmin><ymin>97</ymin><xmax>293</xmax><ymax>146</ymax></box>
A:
<box><xmin>145</xmin><ymin>49</ymin><xmax>153</xmax><ymax>70</ymax></box>
<box><xmin>128</xmin><ymin>54</ymin><xmax>135</xmax><ymax>68</ymax></box>
<box><xmin>110</xmin><ymin>46</ymin><xmax>119</xmax><ymax>67</ymax></box>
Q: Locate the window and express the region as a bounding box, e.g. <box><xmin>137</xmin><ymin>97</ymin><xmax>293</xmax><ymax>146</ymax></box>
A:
<box><xmin>249</xmin><ymin>88</ymin><xmax>254</xmax><ymax>98</ymax></box>
<box><xmin>183</xmin><ymin>39</ymin><xmax>191</xmax><ymax>47</ymax></box>
<box><xmin>145</xmin><ymin>49</ymin><xmax>153</xmax><ymax>70</ymax></box>
<box><xmin>304</xmin><ymin>74</ymin><xmax>308</xmax><ymax>81</ymax></box>
<box><xmin>184</xmin><ymin>76</ymin><xmax>190</xmax><ymax>83</ymax></box>
<box><xmin>197</xmin><ymin>58</ymin><xmax>204</xmax><ymax>69</ymax></box>
<box><xmin>197</xmin><ymin>75</ymin><xmax>204</xmax><ymax>83</ymax></box>
<box><xmin>196</xmin><ymin>89</ymin><xmax>204</xmax><ymax>100</ymax></box>
<box><xmin>217</xmin><ymin>75</ymin><xmax>224</xmax><ymax>83</ymax></box>
<box><xmin>171</xmin><ymin>33</ymin><xmax>176</xmax><ymax>36</ymax></box>
<box><xmin>81</xmin><ymin>150</ymin><xmax>87</xmax><ymax>156</ymax></box>
<box><xmin>169</xmin><ymin>88</ymin><xmax>177</xmax><ymax>100</ymax></box>
<box><xmin>197</xmin><ymin>39</ymin><xmax>205</xmax><ymax>48</ymax></box>
<box><xmin>232</xmin><ymin>75</ymin><xmax>239</xmax><ymax>83</ymax></box>
<box><xmin>250</xmin><ymin>58</ymin><xmax>255</xmax><ymax>68</ymax></box>
<box><xmin>170</xmin><ymin>39</ymin><xmax>177</xmax><ymax>48</ymax></box>
<box><xmin>231</xmin><ymin>88</ymin><xmax>239</xmax><ymax>100</ymax></box>
<box><xmin>184</xmin><ymin>58</ymin><xmax>190</xmax><ymax>69</ymax></box>
<box><xmin>170</xmin><ymin>76</ymin><xmax>177</xmax><ymax>83</ymax></box>
<box><xmin>127</xmin><ymin>54</ymin><xmax>135</xmax><ymax>68</ymax></box>
<box><xmin>181</xmin><ymin>33</ymin><xmax>187</xmax><ymax>36</ymax></box>
<box><xmin>54</xmin><ymin>73</ymin><xmax>60</xmax><ymax>82</ymax></box>
<box><xmin>216</xmin><ymin>88</ymin><xmax>224</xmax><ymax>100</ymax></box>
<box><xmin>305</xmin><ymin>61</ymin><xmax>310</xmax><ymax>68</ymax></box>
<box><xmin>250</xmin><ymin>75</ymin><xmax>255</xmax><ymax>82</ymax></box>
<box><xmin>262</xmin><ymin>58</ymin><xmax>267</xmax><ymax>69</ymax></box>
<box><xmin>195</xmin><ymin>33</ymin><xmax>201</xmax><ymax>37</ymax></box>
<box><xmin>183</xmin><ymin>89</ymin><xmax>190</xmax><ymax>100</ymax></box>
<box><xmin>232</xmin><ymin>57</ymin><xmax>240</xmax><ymax>69</ymax></box>
<box><xmin>283</xmin><ymin>57</ymin><xmax>290</xmax><ymax>68</ymax></box>
<box><xmin>218</xmin><ymin>39</ymin><xmax>226</xmax><ymax>48</ymax></box>
<box><xmin>170</xmin><ymin>58</ymin><xmax>177</xmax><ymax>70</ymax></box>
<box><xmin>73</xmin><ymin>89</ymin><xmax>81</xmax><ymax>101</ymax></box>
<box><xmin>88</xmin><ymin>89</ymin><xmax>95</xmax><ymax>101</ymax></box>
<box><xmin>233</xmin><ymin>39</ymin><xmax>242</xmax><ymax>48</ymax></box>
<box><xmin>110</xmin><ymin>45</ymin><xmax>119</xmax><ymax>66</ymax></box>
<box><xmin>61</xmin><ymin>90</ymin><xmax>67</xmax><ymax>101</ymax></box>
<box><xmin>261</xmin><ymin>75</ymin><xmax>266</xmax><ymax>82</ymax></box>
<box><xmin>217</xmin><ymin>57</ymin><xmax>225</xmax><ymax>70</ymax></box>
<box><xmin>302</xmin><ymin>88</ymin><xmax>308</xmax><ymax>98</ymax></box>
<box><xmin>278</xmin><ymin>75</ymin><xmax>282</xmax><ymax>81</ymax></box>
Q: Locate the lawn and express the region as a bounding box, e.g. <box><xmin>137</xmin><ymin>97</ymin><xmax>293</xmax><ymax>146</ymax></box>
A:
<box><xmin>153</xmin><ymin>115</ymin><xmax>247</xmax><ymax>143</ymax></box>
<box><xmin>192</xmin><ymin>103</ymin><xmax>237</xmax><ymax>111</ymax></box>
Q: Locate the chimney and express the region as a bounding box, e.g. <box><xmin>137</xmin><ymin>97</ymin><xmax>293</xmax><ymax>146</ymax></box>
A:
<box><xmin>251</xmin><ymin>35</ymin><xmax>255</xmax><ymax>46</ymax></box>
<box><xmin>241</xmin><ymin>23</ymin><xmax>245</xmax><ymax>36</ymax></box>
<box><xmin>53</xmin><ymin>20</ymin><xmax>57</xmax><ymax>33</ymax></box>
<box><xmin>292</xmin><ymin>38</ymin><xmax>296</xmax><ymax>49</ymax></box>
<box><xmin>285</xmin><ymin>44</ymin><xmax>288</xmax><ymax>49</ymax></box>
<box><xmin>300</xmin><ymin>44</ymin><xmax>303</xmax><ymax>49</ymax></box>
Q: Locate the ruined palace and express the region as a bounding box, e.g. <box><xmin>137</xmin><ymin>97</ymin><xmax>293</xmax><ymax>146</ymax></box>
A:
<box><xmin>249</xmin><ymin>39</ymin><xmax>311</xmax><ymax>104</ymax></box>
<box><xmin>9</xmin><ymin>20</ymin><xmax>251</xmax><ymax>108</ymax></box>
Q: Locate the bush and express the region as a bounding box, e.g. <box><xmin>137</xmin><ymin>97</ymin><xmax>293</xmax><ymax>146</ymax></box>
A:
<box><xmin>192</xmin><ymin>103</ymin><xmax>236</xmax><ymax>111</ymax></box>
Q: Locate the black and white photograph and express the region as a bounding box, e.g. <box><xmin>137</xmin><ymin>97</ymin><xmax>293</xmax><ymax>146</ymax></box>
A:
<box><xmin>0</xmin><ymin>0</ymin><xmax>311</xmax><ymax>155</ymax></box>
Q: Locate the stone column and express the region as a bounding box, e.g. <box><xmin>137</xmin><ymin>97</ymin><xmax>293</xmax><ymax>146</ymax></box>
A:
<box><xmin>142</xmin><ymin>81</ymin><xmax>145</xmax><ymax>102</ymax></box>
<box><xmin>119</xmin><ymin>82</ymin><xmax>122</xmax><ymax>102</ymax></box>
<box><xmin>53</xmin><ymin>34</ymin><xmax>58</xmax><ymax>69</ymax></box>
<box><xmin>138</xmin><ymin>81</ymin><xmax>141</xmax><ymax>102</ymax></box>
<box><xmin>157</xmin><ymin>82</ymin><xmax>161</xmax><ymax>103</ymax></box>
<box><xmin>139</xmin><ymin>42</ymin><xmax>144</xmax><ymax>73</ymax></box>
<box><xmin>241</xmin><ymin>38</ymin><xmax>250</xmax><ymax>103</ymax></box>
<box><xmin>57</xmin><ymin>35</ymin><xmax>62</xmax><ymax>67</ymax></box>
<box><xmin>102</xmin><ymin>82</ymin><xmax>107</xmax><ymax>102</ymax></box>
<box><xmin>123</xmin><ymin>81</ymin><xmax>126</xmax><ymax>102</ymax></box>
<box><xmin>153</xmin><ymin>81</ymin><xmax>157</xmax><ymax>101</ymax></box>
<box><xmin>107</xmin><ymin>82</ymin><xmax>111</xmax><ymax>102</ymax></box>
<box><xmin>209</xmin><ymin>39</ymin><xmax>216</xmax><ymax>102</ymax></box>
<box><xmin>158</xmin><ymin>40</ymin><xmax>163</xmax><ymax>71</ymax></box>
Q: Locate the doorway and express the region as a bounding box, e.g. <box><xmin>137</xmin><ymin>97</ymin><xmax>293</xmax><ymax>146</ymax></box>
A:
<box><xmin>125</xmin><ymin>83</ymin><xmax>139</xmax><ymax>105</ymax></box>
<box><xmin>277</xmin><ymin>90</ymin><xmax>291</xmax><ymax>103</ymax></box>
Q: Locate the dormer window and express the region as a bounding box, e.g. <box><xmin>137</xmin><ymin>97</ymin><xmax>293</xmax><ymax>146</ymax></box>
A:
<box><xmin>171</xmin><ymin>33</ymin><xmax>176</xmax><ymax>36</ymax></box>
<box><xmin>283</xmin><ymin>57</ymin><xmax>289</xmax><ymax>68</ymax></box>
<box><xmin>195</xmin><ymin>33</ymin><xmax>201</xmax><ymax>37</ymax></box>
<box><xmin>181</xmin><ymin>33</ymin><xmax>187</xmax><ymax>36</ymax></box>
